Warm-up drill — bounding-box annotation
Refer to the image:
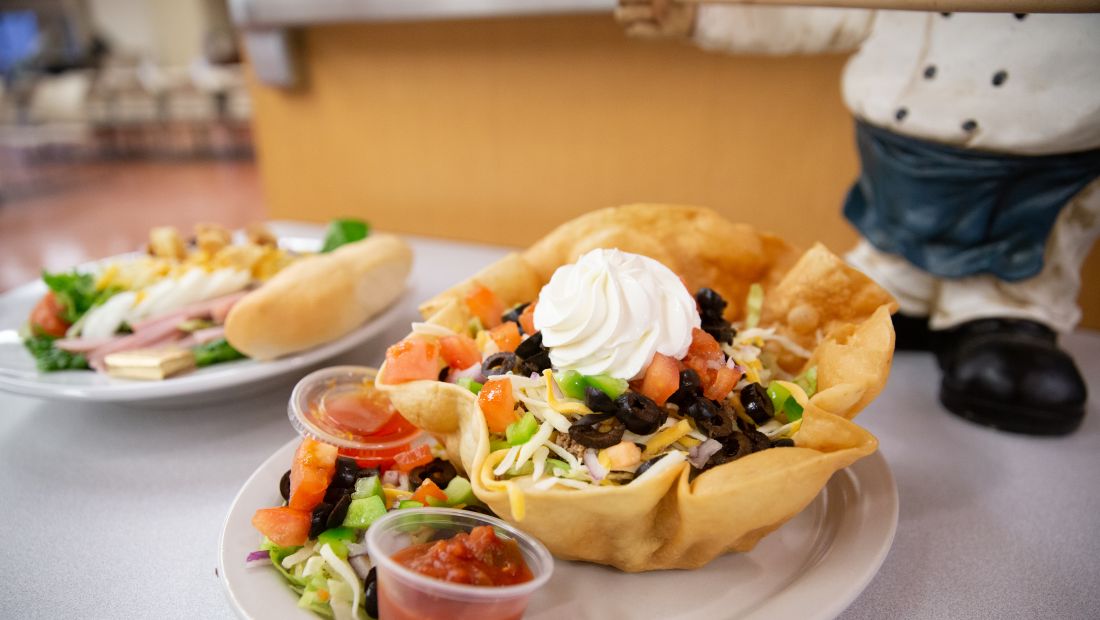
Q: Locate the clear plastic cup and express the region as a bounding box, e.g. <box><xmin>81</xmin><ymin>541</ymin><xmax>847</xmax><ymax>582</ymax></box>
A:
<box><xmin>366</xmin><ymin>507</ymin><xmax>554</xmax><ymax>620</ymax></box>
<box><xmin>288</xmin><ymin>366</ymin><xmax>424</xmax><ymax>468</ymax></box>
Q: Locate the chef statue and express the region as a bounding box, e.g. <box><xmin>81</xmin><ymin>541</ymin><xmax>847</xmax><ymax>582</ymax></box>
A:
<box><xmin>617</xmin><ymin>2</ymin><xmax>1100</xmax><ymax>435</ymax></box>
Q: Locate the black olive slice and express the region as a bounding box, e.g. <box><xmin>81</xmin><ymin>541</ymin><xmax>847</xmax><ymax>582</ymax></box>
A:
<box><xmin>771</xmin><ymin>437</ymin><xmax>795</xmax><ymax>448</ymax></box>
<box><xmin>324</xmin><ymin>484</ymin><xmax>351</xmax><ymax>505</ymax></box>
<box><xmin>279</xmin><ymin>469</ymin><xmax>291</xmax><ymax>501</ymax></box>
<box><xmin>686</xmin><ymin>398</ymin><xmax>735</xmax><ymax>438</ymax></box>
<box><xmin>331</xmin><ymin>456</ymin><xmax>359</xmax><ymax>489</ymax></box>
<box><xmin>747</xmin><ymin>428</ymin><xmax>771</xmax><ymax>452</ymax></box>
<box><xmin>583</xmin><ymin>386</ymin><xmax>618</xmax><ymax>414</ymax></box>
<box><xmin>326</xmin><ymin>494</ymin><xmax>352</xmax><ymax>530</ymax></box>
<box><xmin>409</xmin><ymin>459</ymin><xmax>458</xmax><ymax>489</ymax></box>
<box><xmin>572</xmin><ymin>412</ymin><xmax>615</xmax><ymax>427</ymax></box>
<box><xmin>569</xmin><ymin>417</ymin><xmax>626</xmax><ymax>449</ymax></box>
<box><xmin>614</xmin><ymin>391</ymin><xmax>668</xmax><ymax>435</ymax></box>
<box><xmin>720</xmin><ymin>431</ymin><xmax>753</xmax><ymax>461</ymax></box>
<box><xmin>482</xmin><ymin>352</ymin><xmax>522</xmax><ymax>377</ymax></box>
<box><xmin>364</xmin><ymin>567</ymin><xmax>379</xmax><ymax>619</ymax></box>
<box><xmin>525</xmin><ymin>350</ymin><xmax>552</xmax><ymax>373</ymax></box>
<box><xmin>667</xmin><ymin>369</ymin><xmax>703</xmax><ymax>408</ymax></box>
<box><xmin>695</xmin><ymin>288</ymin><xmax>728</xmax><ymax>322</ymax></box>
<box><xmin>438</xmin><ymin>366</ymin><xmax>450</xmax><ymax>382</ymax></box>
<box><xmin>514</xmin><ymin>331</ymin><xmax>544</xmax><ymax>359</ymax></box>
<box><xmin>633</xmin><ymin>457</ymin><xmax>661</xmax><ymax>479</ymax></box>
<box><xmin>355</xmin><ymin>466</ymin><xmax>380</xmax><ymax>480</ymax></box>
<box><xmin>309</xmin><ymin>502</ymin><xmax>334</xmax><ymax>539</ymax></box>
<box><xmin>740</xmin><ymin>382</ymin><xmax>775</xmax><ymax>425</ymax></box>
<box><xmin>501</xmin><ymin>302</ymin><xmax>531</xmax><ymax>332</ymax></box>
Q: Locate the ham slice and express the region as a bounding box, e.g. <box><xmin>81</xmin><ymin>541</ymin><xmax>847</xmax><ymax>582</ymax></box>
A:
<box><xmin>87</xmin><ymin>320</ymin><xmax>186</xmax><ymax>371</ymax></box>
<box><xmin>177</xmin><ymin>325</ymin><xmax>226</xmax><ymax>349</ymax></box>
<box><xmin>130</xmin><ymin>290</ymin><xmax>249</xmax><ymax>333</ymax></box>
<box><xmin>55</xmin><ymin>337</ymin><xmax>118</xmax><ymax>353</ymax></box>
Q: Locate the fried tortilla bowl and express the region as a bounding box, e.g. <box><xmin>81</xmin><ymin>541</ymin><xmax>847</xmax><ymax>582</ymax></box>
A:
<box><xmin>377</xmin><ymin>204</ymin><xmax>896</xmax><ymax>571</ymax></box>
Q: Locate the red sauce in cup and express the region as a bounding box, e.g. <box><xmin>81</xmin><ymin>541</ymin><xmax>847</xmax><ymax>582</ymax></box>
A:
<box><xmin>289</xmin><ymin>366</ymin><xmax>424</xmax><ymax>468</ymax></box>
<box><xmin>391</xmin><ymin>526</ymin><xmax>534</xmax><ymax>586</ymax></box>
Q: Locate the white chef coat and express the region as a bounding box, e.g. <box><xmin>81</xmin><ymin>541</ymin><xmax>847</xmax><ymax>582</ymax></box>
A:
<box><xmin>692</xmin><ymin>7</ymin><xmax>1100</xmax><ymax>331</ymax></box>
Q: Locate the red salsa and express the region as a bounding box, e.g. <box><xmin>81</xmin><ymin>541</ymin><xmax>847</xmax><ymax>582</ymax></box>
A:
<box><xmin>310</xmin><ymin>381</ymin><xmax>421</xmax><ymax>467</ymax></box>
<box><xmin>391</xmin><ymin>525</ymin><xmax>533</xmax><ymax>586</ymax></box>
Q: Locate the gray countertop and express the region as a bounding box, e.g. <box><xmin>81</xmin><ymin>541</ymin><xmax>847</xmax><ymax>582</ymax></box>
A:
<box><xmin>0</xmin><ymin>234</ymin><xmax>1096</xmax><ymax>619</ymax></box>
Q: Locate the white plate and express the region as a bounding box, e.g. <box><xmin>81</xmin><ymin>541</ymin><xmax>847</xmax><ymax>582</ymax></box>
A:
<box><xmin>219</xmin><ymin>440</ymin><xmax>898</xmax><ymax>620</ymax></box>
<box><xmin>0</xmin><ymin>224</ymin><xmax>408</xmax><ymax>406</ymax></box>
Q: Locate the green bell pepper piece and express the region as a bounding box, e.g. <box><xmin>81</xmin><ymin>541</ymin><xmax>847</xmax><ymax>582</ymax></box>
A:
<box><xmin>351</xmin><ymin>475</ymin><xmax>385</xmax><ymax>504</ymax></box>
<box><xmin>316</xmin><ymin>527</ymin><xmax>357</xmax><ymax>558</ymax></box>
<box><xmin>342</xmin><ymin>495</ymin><xmax>387</xmax><ymax>529</ymax></box>
<box><xmin>443</xmin><ymin>476</ymin><xmax>477</xmax><ymax>506</ymax></box>
<box><xmin>583</xmin><ymin>374</ymin><xmax>628</xmax><ymax>399</ymax></box>
<box><xmin>398</xmin><ymin>500</ymin><xmax>425</xmax><ymax>509</ymax></box>
<box><xmin>456</xmin><ymin>377</ymin><xmax>483</xmax><ymax>394</ymax></box>
<box><xmin>767</xmin><ymin>381</ymin><xmax>804</xmax><ymax>422</ymax></box>
<box><xmin>556</xmin><ymin>370</ymin><xmax>586</xmax><ymax>400</ymax></box>
<box><xmin>506</xmin><ymin>412</ymin><xmax>539</xmax><ymax>445</ymax></box>
<box><xmin>490</xmin><ymin>439</ymin><xmax>511</xmax><ymax>452</ymax></box>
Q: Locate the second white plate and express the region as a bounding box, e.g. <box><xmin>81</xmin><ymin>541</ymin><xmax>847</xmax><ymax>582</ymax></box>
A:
<box><xmin>219</xmin><ymin>439</ymin><xmax>898</xmax><ymax>620</ymax></box>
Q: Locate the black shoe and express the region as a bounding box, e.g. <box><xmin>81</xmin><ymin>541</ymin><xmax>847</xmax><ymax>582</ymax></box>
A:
<box><xmin>892</xmin><ymin>313</ymin><xmax>936</xmax><ymax>352</ymax></box>
<box><xmin>938</xmin><ymin>319</ymin><xmax>1087</xmax><ymax>436</ymax></box>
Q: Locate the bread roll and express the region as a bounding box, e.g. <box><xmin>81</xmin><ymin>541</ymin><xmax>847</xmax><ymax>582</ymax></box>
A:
<box><xmin>225</xmin><ymin>234</ymin><xmax>412</xmax><ymax>360</ymax></box>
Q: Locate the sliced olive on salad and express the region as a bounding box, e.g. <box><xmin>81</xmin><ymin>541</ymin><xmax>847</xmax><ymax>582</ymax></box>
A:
<box><xmin>614</xmin><ymin>391</ymin><xmax>668</xmax><ymax>435</ymax></box>
<box><xmin>569</xmin><ymin>414</ymin><xmax>626</xmax><ymax>449</ymax></box>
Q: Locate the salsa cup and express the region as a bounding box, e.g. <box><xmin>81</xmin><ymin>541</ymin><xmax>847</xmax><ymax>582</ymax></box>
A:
<box><xmin>365</xmin><ymin>507</ymin><xmax>553</xmax><ymax>620</ymax></box>
<box><xmin>288</xmin><ymin>365</ymin><xmax>424</xmax><ymax>467</ymax></box>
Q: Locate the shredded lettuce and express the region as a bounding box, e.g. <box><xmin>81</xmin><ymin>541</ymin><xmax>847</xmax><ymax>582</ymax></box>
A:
<box><xmin>745</xmin><ymin>283</ymin><xmax>764</xmax><ymax>329</ymax></box>
<box><xmin>23</xmin><ymin>335</ymin><xmax>90</xmax><ymax>371</ymax></box>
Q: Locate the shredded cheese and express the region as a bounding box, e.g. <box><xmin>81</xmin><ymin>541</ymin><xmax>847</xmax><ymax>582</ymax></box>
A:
<box><xmin>642</xmin><ymin>419</ymin><xmax>693</xmax><ymax>459</ymax></box>
<box><xmin>542</xmin><ymin>370</ymin><xmax>592</xmax><ymax>415</ymax></box>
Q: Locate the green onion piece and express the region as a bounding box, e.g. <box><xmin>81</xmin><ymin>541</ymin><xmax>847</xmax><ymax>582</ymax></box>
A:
<box><xmin>456</xmin><ymin>377</ymin><xmax>483</xmax><ymax>394</ymax></box>
<box><xmin>745</xmin><ymin>283</ymin><xmax>764</xmax><ymax>329</ymax></box>
<box><xmin>320</xmin><ymin>218</ymin><xmax>370</xmax><ymax>253</ymax></box>
<box><xmin>506</xmin><ymin>412</ymin><xmax>539</xmax><ymax>446</ymax></box>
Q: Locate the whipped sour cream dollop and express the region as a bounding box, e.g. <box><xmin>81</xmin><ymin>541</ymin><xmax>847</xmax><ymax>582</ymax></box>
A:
<box><xmin>533</xmin><ymin>248</ymin><xmax>700</xmax><ymax>380</ymax></box>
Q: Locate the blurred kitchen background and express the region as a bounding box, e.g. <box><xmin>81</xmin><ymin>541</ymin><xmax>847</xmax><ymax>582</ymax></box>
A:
<box><xmin>0</xmin><ymin>0</ymin><xmax>1097</xmax><ymax>327</ymax></box>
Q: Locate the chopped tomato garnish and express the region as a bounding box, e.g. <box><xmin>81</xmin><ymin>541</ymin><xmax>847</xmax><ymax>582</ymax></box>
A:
<box><xmin>29</xmin><ymin>292</ymin><xmax>70</xmax><ymax>338</ymax></box>
<box><xmin>465</xmin><ymin>283</ymin><xmax>504</xmax><ymax>329</ymax></box>
<box><xmin>637</xmin><ymin>353</ymin><xmax>680</xmax><ymax>406</ymax></box>
<box><xmin>393</xmin><ymin>444</ymin><xmax>434</xmax><ymax>473</ymax></box>
<box><xmin>384</xmin><ymin>338</ymin><xmax>442</xmax><ymax>383</ymax></box>
<box><xmin>439</xmin><ymin>334</ymin><xmax>481</xmax><ymax>371</ymax></box>
<box><xmin>519</xmin><ymin>302</ymin><xmax>537</xmax><ymax>335</ymax></box>
<box><xmin>478</xmin><ymin>377</ymin><xmax>518</xmax><ymax>433</ymax></box>
<box><xmin>288</xmin><ymin>438</ymin><xmax>339</xmax><ymax>511</ymax></box>
<box><xmin>683</xmin><ymin>328</ymin><xmax>738</xmax><ymax>402</ymax></box>
<box><xmin>252</xmin><ymin>506</ymin><xmax>311</xmax><ymax>547</ymax></box>
<box><xmin>411</xmin><ymin>479</ymin><xmax>448</xmax><ymax>505</ymax></box>
<box><xmin>488</xmin><ymin>322</ymin><xmax>521</xmax><ymax>353</ymax></box>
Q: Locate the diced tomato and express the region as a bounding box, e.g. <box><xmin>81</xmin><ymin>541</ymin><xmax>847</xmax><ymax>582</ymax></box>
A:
<box><xmin>637</xmin><ymin>353</ymin><xmax>680</xmax><ymax>406</ymax></box>
<box><xmin>705</xmin><ymin>365</ymin><xmax>742</xmax><ymax>402</ymax></box>
<box><xmin>465</xmin><ymin>283</ymin><xmax>504</xmax><ymax>329</ymax></box>
<box><xmin>288</xmin><ymin>438</ymin><xmax>338</xmax><ymax>511</ymax></box>
<box><xmin>29</xmin><ymin>292</ymin><xmax>70</xmax><ymax>338</ymax></box>
<box><xmin>439</xmin><ymin>334</ymin><xmax>481</xmax><ymax>371</ymax></box>
<box><xmin>411</xmin><ymin>479</ymin><xmax>449</xmax><ymax>505</ymax></box>
<box><xmin>384</xmin><ymin>338</ymin><xmax>442</xmax><ymax>384</ymax></box>
<box><xmin>478</xmin><ymin>377</ymin><xmax>518</xmax><ymax>433</ymax></box>
<box><xmin>393</xmin><ymin>444</ymin><xmax>434</xmax><ymax>473</ymax></box>
<box><xmin>683</xmin><ymin>328</ymin><xmax>739</xmax><ymax>402</ymax></box>
<box><xmin>488</xmin><ymin>322</ymin><xmax>521</xmax><ymax>353</ymax></box>
<box><xmin>519</xmin><ymin>302</ymin><xmax>537</xmax><ymax>335</ymax></box>
<box><xmin>252</xmin><ymin>506</ymin><xmax>311</xmax><ymax>547</ymax></box>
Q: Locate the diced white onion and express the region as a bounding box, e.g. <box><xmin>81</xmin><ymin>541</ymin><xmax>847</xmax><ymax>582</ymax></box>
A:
<box><xmin>281</xmin><ymin>542</ymin><xmax>315</xmax><ymax>569</ymax></box>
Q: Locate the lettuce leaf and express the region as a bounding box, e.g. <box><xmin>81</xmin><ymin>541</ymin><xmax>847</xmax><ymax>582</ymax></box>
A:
<box><xmin>192</xmin><ymin>338</ymin><xmax>245</xmax><ymax>367</ymax></box>
<box><xmin>41</xmin><ymin>270</ymin><xmax>118</xmax><ymax>323</ymax></box>
<box><xmin>23</xmin><ymin>335</ymin><xmax>90</xmax><ymax>372</ymax></box>
<box><xmin>320</xmin><ymin>219</ymin><xmax>370</xmax><ymax>253</ymax></box>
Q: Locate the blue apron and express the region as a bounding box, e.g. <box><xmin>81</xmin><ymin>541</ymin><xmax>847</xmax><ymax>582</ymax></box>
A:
<box><xmin>843</xmin><ymin>120</ymin><xmax>1100</xmax><ymax>282</ymax></box>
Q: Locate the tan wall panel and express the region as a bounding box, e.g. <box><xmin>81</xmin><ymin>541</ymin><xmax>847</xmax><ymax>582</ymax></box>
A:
<box><xmin>248</xmin><ymin>15</ymin><xmax>1099</xmax><ymax>330</ymax></box>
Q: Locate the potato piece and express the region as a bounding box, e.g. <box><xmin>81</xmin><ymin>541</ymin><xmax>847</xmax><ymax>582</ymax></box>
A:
<box><xmin>149</xmin><ymin>226</ymin><xmax>185</xmax><ymax>260</ymax></box>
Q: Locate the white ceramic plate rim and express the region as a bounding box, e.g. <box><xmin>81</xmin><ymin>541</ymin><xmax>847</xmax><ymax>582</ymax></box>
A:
<box><xmin>0</xmin><ymin>229</ymin><xmax>406</xmax><ymax>403</ymax></box>
<box><xmin>218</xmin><ymin>439</ymin><xmax>898</xmax><ymax>620</ymax></box>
